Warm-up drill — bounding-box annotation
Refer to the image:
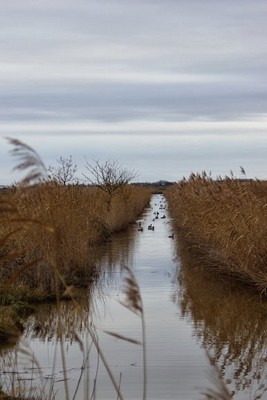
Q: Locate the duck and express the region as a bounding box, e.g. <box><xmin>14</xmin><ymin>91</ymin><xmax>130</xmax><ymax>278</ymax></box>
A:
<box><xmin>148</xmin><ymin>224</ymin><xmax>155</xmax><ymax>231</ymax></box>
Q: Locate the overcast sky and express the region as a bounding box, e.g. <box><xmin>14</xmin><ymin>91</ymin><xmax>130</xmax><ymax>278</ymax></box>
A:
<box><xmin>1</xmin><ymin>0</ymin><xmax>267</xmax><ymax>184</ymax></box>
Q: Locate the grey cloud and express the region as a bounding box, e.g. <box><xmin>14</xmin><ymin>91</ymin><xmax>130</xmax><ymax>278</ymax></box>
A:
<box><xmin>1</xmin><ymin>80</ymin><xmax>267</xmax><ymax>123</ymax></box>
<box><xmin>1</xmin><ymin>0</ymin><xmax>267</xmax><ymax>74</ymax></box>
<box><xmin>1</xmin><ymin>0</ymin><xmax>267</xmax><ymax>126</ymax></box>
<box><xmin>1</xmin><ymin>0</ymin><xmax>267</xmax><ymax>183</ymax></box>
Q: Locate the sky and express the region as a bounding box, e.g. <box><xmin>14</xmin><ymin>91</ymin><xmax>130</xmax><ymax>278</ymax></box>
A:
<box><xmin>0</xmin><ymin>0</ymin><xmax>267</xmax><ymax>184</ymax></box>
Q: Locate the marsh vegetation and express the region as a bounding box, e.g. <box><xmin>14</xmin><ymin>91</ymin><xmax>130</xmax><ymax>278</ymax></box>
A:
<box><xmin>3</xmin><ymin>191</ymin><xmax>267</xmax><ymax>400</ymax></box>
<box><xmin>0</xmin><ymin>140</ymin><xmax>150</xmax><ymax>344</ymax></box>
<box><xmin>167</xmin><ymin>172</ymin><xmax>267</xmax><ymax>294</ymax></box>
<box><xmin>1</xmin><ymin>140</ymin><xmax>267</xmax><ymax>399</ymax></box>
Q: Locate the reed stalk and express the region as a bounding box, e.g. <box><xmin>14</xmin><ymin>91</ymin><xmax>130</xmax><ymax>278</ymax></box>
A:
<box><xmin>167</xmin><ymin>173</ymin><xmax>267</xmax><ymax>293</ymax></box>
<box><xmin>0</xmin><ymin>138</ymin><xmax>150</xmax><ymax>399</ymax></box>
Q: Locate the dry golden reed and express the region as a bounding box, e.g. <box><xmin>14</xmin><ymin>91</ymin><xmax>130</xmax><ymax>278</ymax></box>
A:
<box><xmin>167</xmin><ymin>172</ymin><xmax>267</xmax><ymax>294</ymax></box>
<box><xmin>0</xmin><ymin>139</ymin><xmax>151</xmax><ymax>399</ymax></box>
<box><xmin>0</xmin><ymin>140</ymin><xmax>151</xmax><ymax>301</ymax></box>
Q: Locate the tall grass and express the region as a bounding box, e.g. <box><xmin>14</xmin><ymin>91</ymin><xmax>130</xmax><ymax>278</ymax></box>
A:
<box><xmin>0</xmin><ymin>139</ymin><xmax>150</xmax><ymax>399</ymax></box>
<box><xmin>167</xmin><ymin>173</ymin><xmax>267</xmax><ymax>293</ymax></box>
<box><xmin>0</xmin><ymin>184</ymin><xmax>150</xmax><ymax>302</ymax></box>
<box><xmin>0</xmin><ymin>140</ymin><xmax>150</xmax><ymax>332</ymax></box>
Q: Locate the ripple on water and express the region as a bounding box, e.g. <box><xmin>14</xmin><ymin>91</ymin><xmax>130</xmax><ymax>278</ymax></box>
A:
<box><xmin>1</xmin><ymin>194</ymin><xmax>267</xmax><ymax>399</ymax></box>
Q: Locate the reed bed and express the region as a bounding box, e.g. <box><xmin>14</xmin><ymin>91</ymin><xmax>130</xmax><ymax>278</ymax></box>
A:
<box><xmin>0</xmin><ymin>182</ymin><xmax>150</xmax><ymax>302</ymax></box>
<box><xmin>167</xmin><ymin>173</ymin><xmax>267</xmax><ymax>293</ymax></box>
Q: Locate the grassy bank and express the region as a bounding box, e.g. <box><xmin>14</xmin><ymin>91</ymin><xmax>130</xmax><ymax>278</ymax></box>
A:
<box><xmin>167</xmin><ymin>173</ymin><xmax>267</xmax><ymax>294</ymax></box>
<box><xmin>0</xmin><ymin>182</ymin><xmax>151</xmax><ymax>297</ymax></box>
<box><xmin>0</xmin><ymin>182</ymin><xmax>150</xmax><ymax>342</ymax></box>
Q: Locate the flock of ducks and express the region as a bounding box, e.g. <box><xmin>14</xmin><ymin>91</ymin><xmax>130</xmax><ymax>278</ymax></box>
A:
<box><xmin>137</xmin><ymin>197</ymin><xmax>174</xmax><ymax>239</ymax></box>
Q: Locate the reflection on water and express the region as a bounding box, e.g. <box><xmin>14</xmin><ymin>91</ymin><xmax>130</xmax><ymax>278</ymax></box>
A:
<box><xmin>2</xmin><ymin>194</ymin><xmax>267</xmax><ymax>399</ymax></box>
<box><xmin>174</xmin><ymin>241</ymin><xmax>267</xmax><ymax>399</ymax></box>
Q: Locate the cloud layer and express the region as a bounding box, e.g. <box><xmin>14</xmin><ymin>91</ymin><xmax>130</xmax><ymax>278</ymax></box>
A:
<box><xmin>1</xmin><ymin>0</ymin><xmax>267</xmax><ymax>183</ymax></box>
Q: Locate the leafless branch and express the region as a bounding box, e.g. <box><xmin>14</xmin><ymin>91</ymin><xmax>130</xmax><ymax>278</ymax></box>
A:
<box><xmin>83</xmin><ymin>159</ymin><xmax>137</xmax><ymax>209</ymax></box>
<box><xmin>48</xmin><ymin>155</ymin><xmax>78</xmax><ymax>185</ymax></box>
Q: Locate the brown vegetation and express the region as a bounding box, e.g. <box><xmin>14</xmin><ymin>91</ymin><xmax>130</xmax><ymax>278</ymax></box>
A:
<box><xmin>0</xmin><ymin>139</ymin><xmax>150</xmax><ymax>348</ymax></box>
<box><xmin>167</xmin><ymin>173</ymin><xmax>267</xmax><ymax>293</ymax></box>
<box><xmin>0</xmin><ymin>182</ymin><xmax>150</xmax><ymax>302</ymax></box>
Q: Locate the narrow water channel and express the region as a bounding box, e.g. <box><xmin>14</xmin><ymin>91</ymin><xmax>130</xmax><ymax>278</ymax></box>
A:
<box><xmin>2</xmin><ymin>194</ymin><xmax>267</xmax><ymax>399</ymax></box>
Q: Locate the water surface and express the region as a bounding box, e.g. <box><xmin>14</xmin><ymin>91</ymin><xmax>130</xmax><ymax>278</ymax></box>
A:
<box><xmin>2</xmin><ymin>194</ymin><xmax>267</xmax><ymax>399</ymax></box>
